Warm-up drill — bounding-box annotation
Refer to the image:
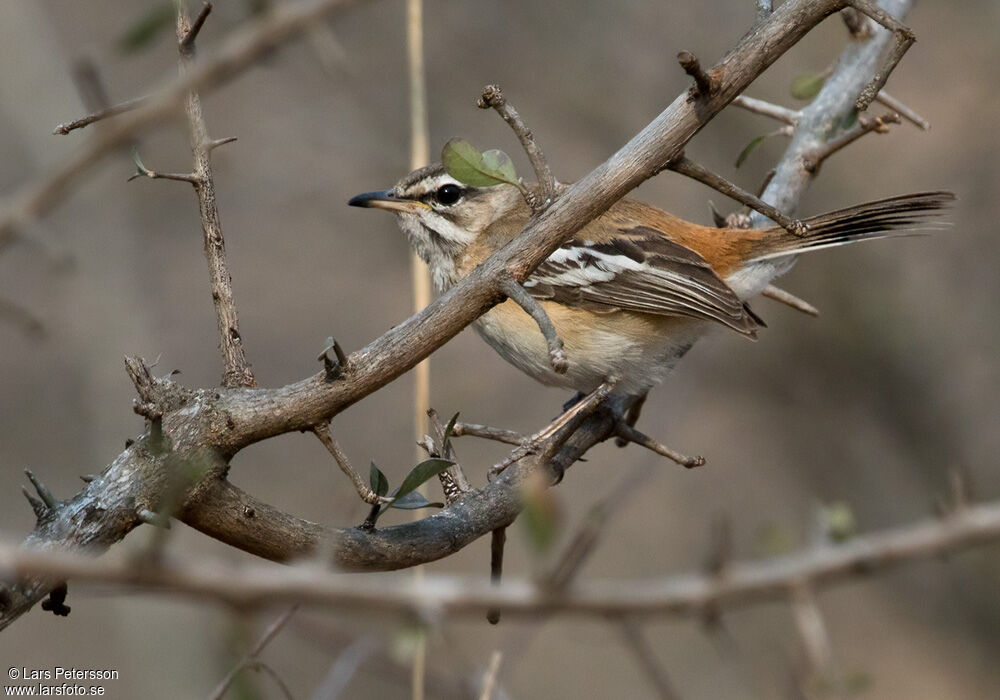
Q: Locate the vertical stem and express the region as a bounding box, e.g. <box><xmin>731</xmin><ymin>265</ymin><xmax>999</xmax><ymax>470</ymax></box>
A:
<box><xmin>407</xmin><ymin>2</ymin><xmax>431</xmax><ymax>700</ymax></box>
<box><xmin>175</xmin><ymin>2</ymin><xmax>255</xmax><ymax>388</ymax></box>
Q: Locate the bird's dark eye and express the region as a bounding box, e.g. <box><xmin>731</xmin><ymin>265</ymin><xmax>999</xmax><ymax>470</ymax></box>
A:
<box><xmin>435</xmin><ymin>184</ymin><xmax>462</xmax><ymax>206</ymax></box>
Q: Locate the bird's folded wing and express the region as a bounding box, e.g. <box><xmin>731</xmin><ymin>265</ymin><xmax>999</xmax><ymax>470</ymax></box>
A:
<box><xmin>524</xmin><ymin>227</ymin><xmax>760</xmax><ymax>336</ymax></box>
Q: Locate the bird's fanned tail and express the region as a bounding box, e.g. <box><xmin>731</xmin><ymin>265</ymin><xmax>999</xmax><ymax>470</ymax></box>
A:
<box><xmin>748</xmin><ymin>191</ymin><xmax>956</xmax><ymax>261</ymax></box>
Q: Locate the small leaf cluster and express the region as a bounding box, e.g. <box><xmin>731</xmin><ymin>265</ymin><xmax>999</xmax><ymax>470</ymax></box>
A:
<box><xmin>362</xmin><ymin>458</ymin><xmax>453</xmax><ymax>528</ymax></box>
<box><xmin>441</xmin><ymin>138</ymin><xmax>520</xmax><ymax>188</ymax></box>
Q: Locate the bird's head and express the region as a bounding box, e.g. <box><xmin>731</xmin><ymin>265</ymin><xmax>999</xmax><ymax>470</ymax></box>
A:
<box><xmin>349</xmin><ymin>163</ymin><xmax>525</xmax><ymax>289</ymax></box>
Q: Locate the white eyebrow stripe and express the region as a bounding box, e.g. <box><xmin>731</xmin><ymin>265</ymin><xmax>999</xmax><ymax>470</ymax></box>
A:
<box><xmin>404</xmin><ymin>173</ymin><xmax>464</xmax><ymax>198</ymax></box>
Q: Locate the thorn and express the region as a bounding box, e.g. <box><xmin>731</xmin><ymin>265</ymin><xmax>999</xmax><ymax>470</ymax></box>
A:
<box><xmin>79</xmin><ymin>474</ymin><xmax>98</xmax><ymax>483</ymax></box>
<box><xmin>207</xmin><ymin>136</ymin><xmax>238</xmax><ymax>151</ymax></box>
<box><xmin>317</xmin><ymin>337</ymin><xmax>347</xmax><ymax>382</ymax></box>
<box><xmin>24</xmin><ymin>469</ymin><xmax>57</xmax><ymax>508</ymax></box>
<box><xmin>22</xmin><ymin>487</ymin><xmax>48</xmax><ymax>519</ymax></box>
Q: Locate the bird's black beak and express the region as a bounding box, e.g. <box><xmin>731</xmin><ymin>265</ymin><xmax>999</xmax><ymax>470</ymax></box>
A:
<box><xmin>348</xmin><ymin>189</ymin><xmax>429</xmax><ymax>213</ymax></box>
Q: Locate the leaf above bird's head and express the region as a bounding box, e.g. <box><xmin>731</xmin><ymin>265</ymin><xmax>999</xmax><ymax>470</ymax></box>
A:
<box><xmin>441</xmin><ymin>138</ymin><xmax>520</xmax><ymax>188</ymax></box>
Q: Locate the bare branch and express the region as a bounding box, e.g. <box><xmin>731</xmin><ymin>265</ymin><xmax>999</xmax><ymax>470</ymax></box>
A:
<box><xmin>209</xmin><ymin>604</ymin><xmax>299</xmax><ymax>700</ymax></box>
<box><xmin>732</xmin><ymin>95</ymin><xmax>800</xmax><ymax>125</ymax></box>
<box><xmin>615</xmin><ymin>422</ymin><xmax>705</xmax><ymax>469</ymax></box>
<box><xmin>802</xmin><ymin>112</ymin><xmax>901</xmax><ymax>173</ymax></box>
<box><xmin>452</xmin><ymin>422</ymin><xmax>524</xmax><ymax>446</ymax></box>
<box><xmin>4</xmin><ymin>0</ymin><xmax>363</xmax><ymax>256</ymax></box>
<box><xmin>478</xmin><ymin>84</ymin><xmax>556</xmax><ymax>207</ymax></box>
<box><xmin>2</xmin><ymin>0</ymin><xmax>920</xmax><ymax>628</ymax></box>
<box><xmin>874</xmin><ymin>90</ymin><xmax>929</xmax><ymax>130</ymax></box>
<box><xmin>208</xmin><ymin>135</ymin><xmax>239</xmax><ymax>151</ymax></box>
<box><xmin>175</xmin><ymin>3</ymin><xmax>256</xmax><ymax>388</ymax></box>
<box><xmin>486</xmin><ymin>528</ymin><xmax>506</xmax><ymax>625</ymax></box>
<box><xmin>753</xmin><ymin>0</ymin><xmax>915</xmax><ymax>222</ymax></box>
<box><xmin>499</xmin><ymin>277</ymin><xmax>568</xmax><ymax>374</ymax></box>
<box><xmin>619</xmin><ymin>621</ymin><xmax>682</xmax><ymax>700</ymax></box>
<box><xmin>179</xmin><ymin>2</ymin><xmax>213</xmax><ymax>51</ymax></box>
<box><xmin>668</xmin><ymin>156</ymin><xmax>808</xmax><ymax>235</ymax></box>
<box><xmin>5</xmin><ymin>500</ymin><xmax>1000</xmax><ymax>619</ymax></box>
<box><xmin>53</xmin><ymin>95</ymin><xmax>149</xmax><ymax>135</ymax></box>
<box><xmin>847</xmin><ymin>0</ymin><xmax>915</xmax><ymax>110</ymax></box>
<box><xmin>313</xmin><ymin>424</ymin><xmax>387</xmax><ymax>505</ymax></box>
<box><xmin>762</xmin><ymin>284</ymin><xmax>820</xmax><ymax>317</ymax></box>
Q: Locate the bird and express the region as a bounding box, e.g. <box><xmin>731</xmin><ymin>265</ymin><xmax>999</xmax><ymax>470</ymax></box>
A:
<box><xmin>349</xmin><ymin>164</ymin><xmax>953</xmax><ymax>399</ymax></box>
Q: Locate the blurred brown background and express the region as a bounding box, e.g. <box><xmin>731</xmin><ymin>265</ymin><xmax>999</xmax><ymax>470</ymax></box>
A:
<box><xmin>1</xmin><ymin>0</ymin><xmax>998</xmax><ymax>698</ymax></box>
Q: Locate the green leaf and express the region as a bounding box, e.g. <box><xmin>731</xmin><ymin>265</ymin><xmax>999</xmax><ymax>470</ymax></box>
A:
<box><xmin>790</xmin><ymin>72</ymin><xmax>826</xmax><ymax>100</ymax></box>
<box><xmin>481</xmin><ymin>150</ymin><xmax>518</xmax><ymax>184</ymax></box>
<box><xmin>390</xmin><ymin>458</ymin><xmax>453</xmax><ymax>505</ymax></box>
<box><xmin>441</xmin><ymin>138</ymin><xmax>519</xmax><ymax>187</ymax></box>
<box><xmin>389</xmin><ymin>491</ymin><xmax>444</xmax><ymax>510</ymax></box>
<box><xmin>117</xmin><ymin>3</ymin><xmax>176</xmax><ymax>54</ymax></box>
<box><xmin>369</xmin><ymin>461</ymin><xmax>389</xmax><ymax>498</ymax></box>
<box><xmin>735</xmin><ymin>134</ymin><xmax>768</xmax><ymax>168</ymax></box>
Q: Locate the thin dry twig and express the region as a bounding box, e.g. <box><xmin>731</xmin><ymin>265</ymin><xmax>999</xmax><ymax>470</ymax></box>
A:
<box><xmin>846</xmin><ymin>0</ymin><xmax>915</xmax><ymax>110</ymax></box>
<box><xmin>614</xmin><ymin>422</ymin><xmax>705</xmax><ymax>469</ymax></box>
<box><xmin>668</xmin><ymin>156</ymin><xmax>808</xmax><ymax>235</ymax></box>
<box><xmin>732</xmin><ymin>95</ymin><xmax>800</xmax><ymax>125</ymax></box>
<box><xmin>209</xmin><ymin>604</ymin><xmax>300</xmax><ymax>700</ymax></box>
<box><xmin>180</xmin><ymin>2</ymin><xmax>213</xmax><ymax>50</ymax></box>
<box><xmin>486</xmin><ymin>528</ymin><xmax>506</xmax><ymax>625</ymax></box>
<box><xmin>761</xmin><ymin>284</ymin><xmax>820</xmax><ymax>317</ymax></box>
<box><xmin>478</xmin><ymin>84</ymin><xmax>556</xmax><ymax>207</ymax></box>
<box><xmin>452</xmin><ymin>422</ymin><xmax>524</xmax><ymax>446</ymax></box>
<box><xmin>3</xmin><ymin>0</ymin><xmax>362</xmax><ymax>259</ymax></box>
<box><xmin>874</xmin><ymin>90</ymin><xmax>928</xmax><ymax>130</ymax></box>
<box><xmin>499</xmin><ymin>276</ymin><xmax>568</xmax><ymax>374</ymax></box>
<box><xmin>175</xmin><ymin>3</ymin><xmax>256</xmax><ymax>388</ymax></box>
<box><xmin>619</xmin><ymin>621</ymin><xmax>682</xmax><ymax>700</ymax></box>
<box><xmin>313</xmin><ymin>424</ymin><xmax>387</xmax><ymax>506</ymax></box>
<box><xmin>803</xmin><ymin>112</ymin><xmax>901</xmax><ymax>173</ymax></box>
<box><xmin>53</xmin><ymin>95</ymin><xmax>149</xmax><ymax>136</ymax></box>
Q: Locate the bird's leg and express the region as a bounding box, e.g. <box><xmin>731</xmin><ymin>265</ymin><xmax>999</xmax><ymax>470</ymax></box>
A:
<box><xmin>615</xmin><ymin>392</ymin><xmax>648</xmax><ymax>447</ymax></box>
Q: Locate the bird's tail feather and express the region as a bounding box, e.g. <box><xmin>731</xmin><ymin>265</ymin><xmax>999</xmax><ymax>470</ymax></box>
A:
<box><xmin>748</xmin><ymin>191</ymin><xmax>955</xmax><ymax>262</ymax></box>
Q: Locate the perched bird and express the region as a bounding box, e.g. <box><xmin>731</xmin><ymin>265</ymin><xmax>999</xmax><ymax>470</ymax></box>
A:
<box><xmin>350</xmin><ymin>165</ymin><xmax>952</xmax><ymax>397</ymax></box>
